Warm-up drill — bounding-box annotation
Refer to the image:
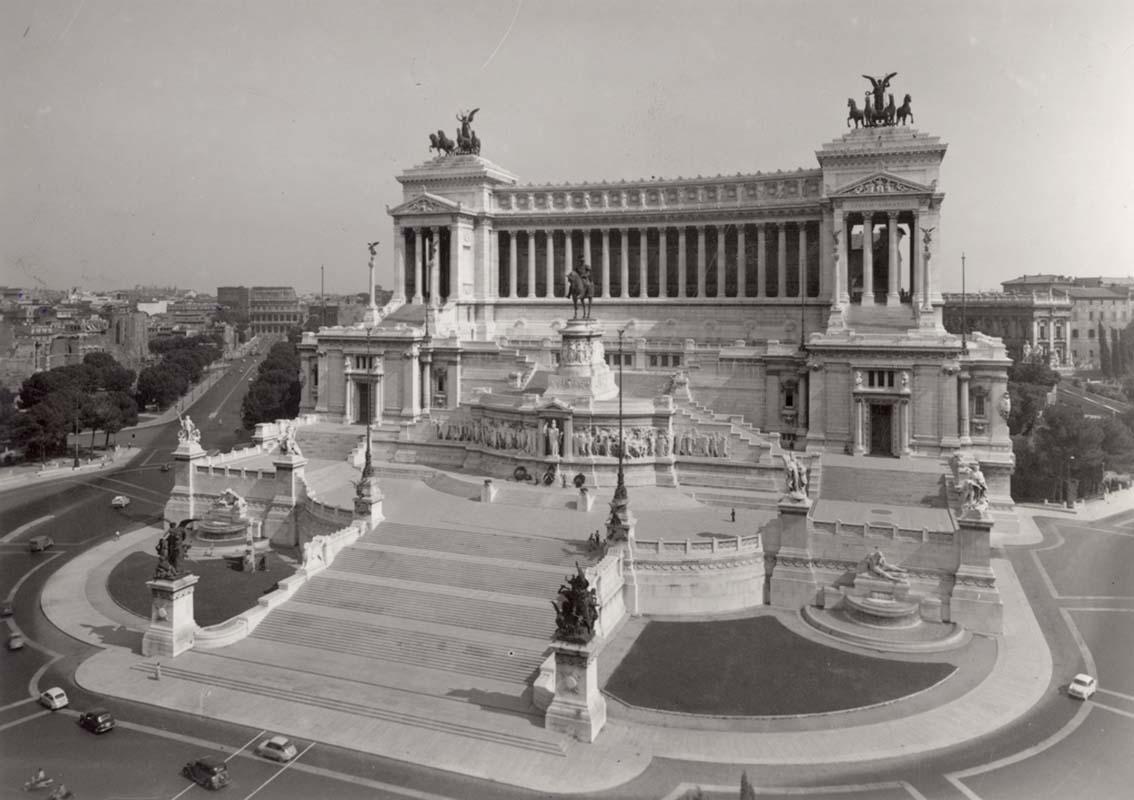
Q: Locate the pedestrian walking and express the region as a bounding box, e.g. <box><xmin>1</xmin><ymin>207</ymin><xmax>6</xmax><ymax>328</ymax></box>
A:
<box><xmin>154</xmin><ymin>662</ymin><xmax>162</xmax><ymax>681</ymax></box>
<box><xmin>114</xmin><ymin>530</ymin><xmax>120</xmax><ymax>542</ymax></box>
<box><xmin>730</xmin><ymin>508</ymin><xmax>736</xmax><ymax>523</ymax></box>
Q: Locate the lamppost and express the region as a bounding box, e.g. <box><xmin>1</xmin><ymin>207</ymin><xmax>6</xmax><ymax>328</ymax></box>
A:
<box><xmin>72</xmin><ymin>410</ymin><xmax>80</xmax><ymax>469</ymax></box>
<box><xmin>607</xmin><ymin>327</ymin><xmax>633</xmax><ymax>541</ymax></box>
<box><xmin>360</xmin><ymin>325</ymin><xmax>374</xmax><ymax>484</ymax></box>
<box><xmin>1066</xmin><ymin>454</ymin><xmax>1076</xmax><ymax>508</ymax></box>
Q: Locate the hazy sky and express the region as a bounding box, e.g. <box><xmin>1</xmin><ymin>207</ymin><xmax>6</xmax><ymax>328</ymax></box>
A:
<box><xmin>3</xmin><ymin>0</ymin><xmax>1133</xmax><ymax>296</ymax></box>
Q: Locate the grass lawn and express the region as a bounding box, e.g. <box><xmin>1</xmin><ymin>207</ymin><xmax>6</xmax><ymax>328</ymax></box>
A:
<box><xmin>108</xmin><ymin>550</ymin><xmax>296</xmax><ymax>627</ymax></box>
<box><xmin>605</xmin><ymin>615</ymin><xmax>955</xmax><ymax>716</ymax></box>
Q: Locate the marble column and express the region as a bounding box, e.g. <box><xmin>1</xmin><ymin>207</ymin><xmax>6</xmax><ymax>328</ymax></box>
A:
<box><xmin>659</xmin><ymin>228</ymin><xmax>668</xmax><ymax>298</ymax></box>
<box><xmin>959</xmin><ymin>372</ymin><xmax>972</xmax><ymax>445</ymax></box>
<box><xmin>737</xmin><ymin>225</ymin><xmax>747</xmax><ymax>298</ymax></box>
<box><xmin>583</xmin><ymin>230</ymin><xmax>592</xmax><ymax>276</ymax></box>
<box><xmin>1047</xmin><ymin>315</ymin><xmax>1055</xmax><ymax>354</ymax></box>
<box><xmin>714</xmin><ymin>226</ymin><xmax>725</xmax><ymax>297</ymax></box>
<box><xmin>836</xmin><ymin>211</ymin><xmax>850</xmax><ymax>305</ymax></box>
<box><xmin>886</xmin><ymin>212</ymin><xmax>900</xmax><ymax>305</ymax></box>
<box><xmin>777</xmin><ymin>223</ymin><xmax>787</xmax><ymax>298</ymax></box>
<box><xmin>696</xmin><ymin>226</ymin><xmax>706</xmax><ymax>298</ymax></box>
<box><xmin>678</xmin><ymin>227</ymin><xmax>688</xmax><ymax>298</ymax></box>
<box><xmin>601</xmin><ymin>229</ymin><xmax>611</xmax><ymax>298</ymax></box>
<box><xmin>412</xmin><ymin>228</ymin><xmax>423</xmax><ymax>303</ymax></box>
<box><xmin>527</xmin><ymin>231</ymin><xmax>537</xmax><ymax>298</ymax></box>
<box><xmin>543</xmin><ymin>230</ymin><xmax>553</xmax><ymax>299</ymax></box>
<box><xmin>861</xmin><ymin>213</ymin><xmax>874</xmax><ymax>305</ymax></box>
<box><xmin>756</xmin><ymin>224</ymin><xmax>767</xmax><ymax>297</ymax></box>
<box><xmin>854</xmin><ymin>398</ymin><xmax>866</xmax><ymax>455</ymax></box>
<box><xmin>638</xmin><ymin>229</ymin><xmax>648</xmax><ymax>298</ymax></box>
<box><xmin>420</xmin><ymin>352</ymin><xmax>433</xmax><ymax>411</ymax></box>
<box><xmin>797</xmin><ymin>223</ymin><xmax>807</xmax><ymax>298</ymax></box>
<box><xmin>508</xmin><ymin>231</ymin><xmax>518</xmax><ymax>299</ymax></box>
<box><xmin>393</xmin><ymin>226</ymin><xmax>406</xmax><ymax>302</ymax></box>
<box><xmin>564</xmin><ymin>231</ymin><xmax>574</xmax><ymax>297</ymax></box>
<box><xmin>620</xmin><ymin>229</ymin><xmax>630</xmax><ymax>298</ymax></box>
<box><xmin>429</xmin><ymin>226</ymin><xmax>441</xmax><ymax>308</ymax></box>
<box><xmin>900</xmin><ymin>399</ymin><xmax>911</xmax><ymax>455</ymax></box>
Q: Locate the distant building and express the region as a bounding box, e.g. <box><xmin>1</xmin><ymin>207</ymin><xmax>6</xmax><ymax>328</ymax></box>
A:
<box><xmin>218</xmin><ymin>286</ymin><xmax>251</xmax><ymax>313</ymax></box>
<box><xmin>250</xmin><ymin>286</ymin><xmax>302</xmax><ymax>335</ymax></box>
<box><xmin>943</xmin><ymin>291</ymin><xmax>1072</xmax><ymax>366</ymax></box>
<box><xmin>1000</xmin><ymin>275</ymin><xmax>1133</xmax><ymax>370</ymax></box>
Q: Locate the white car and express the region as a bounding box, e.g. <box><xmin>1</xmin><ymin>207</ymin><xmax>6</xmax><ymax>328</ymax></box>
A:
<box><xmin>255</xmin><ymin>735</ymin><xmax>298</xmax><ymax>762</ymax></box>
<box><xmin>111</xmin><ymin>496</ymin><xmax>130</xmax><ymax>509</ymax></box>
<box><xmin>1068</xmin><ymin>673</ymin><xmax>1097</xmax><ymax>700</ymax></box>
<box><xmin>39</xmin><ymin>687</ymin><xmax>69</xmax><ymax>710</ymax></box>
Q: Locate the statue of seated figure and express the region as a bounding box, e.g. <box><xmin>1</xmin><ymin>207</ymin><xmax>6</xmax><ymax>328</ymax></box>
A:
<box><xmin>861</xmin><ymin>547</ymin><xmax>909</xmax><ymax>583</ymax></box>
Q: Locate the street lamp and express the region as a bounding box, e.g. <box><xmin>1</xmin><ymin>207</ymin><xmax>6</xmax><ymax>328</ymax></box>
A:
<box><xmin>616</xmin><ymin>327</ymin><xmax>626</xmax><ymax>490</ymax></box>
<box><xmin>72</xmin><ymin>411</ymin><xmax>80</xmax><ymax>469</ymax></box>
<box><xmin>360</xmin><ymin>325</ymin><xmax>375</xmax><ymax>485</ymax></box>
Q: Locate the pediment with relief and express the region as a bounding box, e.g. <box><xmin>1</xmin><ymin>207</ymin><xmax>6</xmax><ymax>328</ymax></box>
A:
<box><xmin>390</xmin><ymin>192</ymin><xmax>462</xmax><ymax>216</ymax></box>
<box><xmin>830</xmin><ymin>172</ymin><xmax>933</xmax><ymax>197</ymax></box>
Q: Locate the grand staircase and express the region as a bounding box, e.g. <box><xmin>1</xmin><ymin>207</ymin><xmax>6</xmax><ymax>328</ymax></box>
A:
<box><xmin>244</xmin><ymin>520</ymin><xmax>595</xmax><ymax>753</ymax></box>
<box><xmin>820</xmin><ymin>463</ymin><xmax>945</xmax><ymax>507</ymax></box>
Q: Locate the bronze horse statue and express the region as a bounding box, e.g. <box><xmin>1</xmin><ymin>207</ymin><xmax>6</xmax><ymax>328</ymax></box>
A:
<box><xmin>882</xmin><ymin>93</ymin><xmax>896</xmax><ymax>126</ymax></box>
<box><xmin>566</xmin><ymin>263</ymin><xmax>594</xmax><ymax>320</ymax></box>
<box><xmin>896</xmin><ymin>94</ymin><xmax>914</xmax><ymax>125</ymax></box>
<box><xmin>429</xmin><ymin>129</ymin><xmax>456</xmax><ymax>156</ymax></box>
<box><xmin>847</xmin><ymin>98</ymin><xmax>865</xmax><ymax>128</ymax></box>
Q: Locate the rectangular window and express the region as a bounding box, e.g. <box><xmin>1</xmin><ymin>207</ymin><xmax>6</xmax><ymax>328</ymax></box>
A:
<box><xmin>649</xmin><ymin>355</ymin><xmax>658</xmax><ymax>367</ymax></box>
<box><xmin>672</xmin><ymin>355</ymin><xmax>682</xmax><ymax>367</ymax></box>
<box><xmin>1072</xmin><ymin>329</ymin><xmax>1079</xmax><ymax>339</ymax></box>
<box><xmin>973</xmin><ymin>395</ymin><xmax>986</xmax><ymax>417</ymax></box>
<box><xmin>1088</xmin><ymin>329</ymin><xmax>1095</xmax><ymax>339</ymax></box>
<box><xmin>784</xmin><ymin>389</ymin><xmax>795</xmax><ymax>409</ymax></box>
<box><xmin>867</xmin><ymin>370</ymin><xmax>895</xmax><ymax>388</ymax></box>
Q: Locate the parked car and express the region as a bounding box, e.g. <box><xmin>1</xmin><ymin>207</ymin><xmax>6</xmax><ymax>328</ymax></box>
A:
<box><xmin>28</xmin><ymin>535</ymin><xmax>53</xmax><ymax>552</ymax></box>
<box><xmin>7</xmin><ymin>633</ymin><xmax>25</xmax><ymax>651</ymax></box>
<box><xmin>39</xmin><ymin>687</ymin><xmax>69</xmax><ymax>710</ymax></box>
<box><xmin>78</xmin><ymin>708</ymin><xmax>116</xmax><ymax>734</ymax></box>
<box><xmin>111</xmin><ymin>495</ymin><xmax>130</xmax><ymax>508</ymax></box>
<box><xmin>0</xmin><ymin>600</ymin><xmax>13</xmax><ymax>617</ymax></box>
<box><xmin>160</xmin><ymin>463</ymin><xmax>172</xmax><ymax>472</ymax></box>
<box><xmin>182</xmin><ymin>756</ymin><xmax>230</xmax><ymax>790</ymax></box>
<box><xmin>1068</xmin><ymin>673</ymin><xmax>1097</xmax><ymax>700</ymax></box>
<box><xmin>255</xmin><ymin>735</ymin><xmax>298</xmax><ymax>762</ymax></box>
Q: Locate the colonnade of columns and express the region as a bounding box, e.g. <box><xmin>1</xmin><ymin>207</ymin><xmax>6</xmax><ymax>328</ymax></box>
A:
<box><xmin>392</xmin><ymin>226</ymin><xmax>452</xmax><ymax>307</ymax></box>
<box><xmin>833</xmin><ymin>208</ymin><xmax>928</xmax><ymax>307</ymax></box>
<box><xmin>491</xmin><ymin>222</ymin><xmax>818</xmax><ymax>301</ymax></box>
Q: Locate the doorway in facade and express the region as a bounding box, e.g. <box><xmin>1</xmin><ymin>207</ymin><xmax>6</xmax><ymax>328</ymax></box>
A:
<box><xmin>355</xmin><ymin>382</ymin><xmax>371</xmax><ymax>425</ymax></box>
<box><xmin>869</xmin><ymin>403</ymin><xmax>894</xmax><ymax>456</ymax></box>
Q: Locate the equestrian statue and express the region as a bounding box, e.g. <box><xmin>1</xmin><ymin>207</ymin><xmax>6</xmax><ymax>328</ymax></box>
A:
<box><xmin>850</xmin><ymin>72</ymin><xmax>911</xmax><ymax>128</ymax></box>
<box><xmin>566</xmin><ymin>258</ymin><xmax>595</xmax><ymax>320</ymax></box>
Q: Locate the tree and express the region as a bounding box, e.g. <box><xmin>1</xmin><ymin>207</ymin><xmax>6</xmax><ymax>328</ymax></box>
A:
<box><xmin>240</xmin><ymin>341</ymin><xmax>301</xmax><ymax>429</ymax></box>
<box><xmin>137</xmin><ymin>364</ymin><xmax>188</xmax><ymax>410</ymax></box>
<box><xmin>1111</xmin><ymin>327</ymin><xmax>1123</xmax><ymax>379</ymax></box>
<box><xmin>1007</xmin><ymin>354</ymin><xmax>1059</xmax><ymax>437</ymax></box>
<box><xmin>739</xmin><ymin>771</ymin><xmax>757</xmax><ymax>800</ymax></box>
<box><xmin>12</xmin><ymin>398</ymin><xmax>69</xmax><ymax>463</ymax></box>
<box><xmin>1098</xmin><ymin>322</ymin><xmax>1110</xmax><ymax>377</ymax></box>
<box><xmin>1034</xmin><ymin>403</ymin><xmax>1106</xmax><ymax>499</ymax></box>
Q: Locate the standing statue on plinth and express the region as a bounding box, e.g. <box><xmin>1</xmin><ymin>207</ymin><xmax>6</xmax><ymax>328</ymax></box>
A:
<box><xmin>176</xmin><ymin>413</ymin><xmax>200</xmax><ymax>446</ymax></box>
<box><xmin>567</xmin><ymin>258</ymin><xmax>594</xmax><ymax>320</ymax></box>
<box><xmin>781</xmin><ymin>453</ymin><xmax>809</xmax><ymax>499</ymax></box>
<box><xmin>961</xmin><ymin>464</ymin><xmax>990</xmax><ymax>516</ymax></box>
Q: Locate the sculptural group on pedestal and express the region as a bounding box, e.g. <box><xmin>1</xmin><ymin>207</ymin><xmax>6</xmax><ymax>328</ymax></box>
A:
<box><xmin>551</xmin><ymin>564</ymin><xmax>600</xmax><ymax>645</ymax></box>
<box><xmin>154</xmin><ymin>524</ymin><xmax>191</xmax><ymax>580</ymax></box>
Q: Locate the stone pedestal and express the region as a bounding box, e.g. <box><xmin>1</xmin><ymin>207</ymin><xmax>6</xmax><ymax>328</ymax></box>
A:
<box><xmin>544</xmin><ymin>641</ymin><xmax>607</xmax><ymax>742</ymax></box>
<box><xmin>544</xmin><ymin>318</ymin><xmax>618</xmax><ymax>402</ymax></box>
<box><xmin>606</xmin><ymin>482</ymin><xmax>636</xmax><ymax>541</ymax></box>
<box><xmin>165</xmin><ymin>440</ymin><xmax>207</xmax><ymax>524</ymax></box>
<box><xmin>769</xmin><ymin>497</ymin><xmax>819</xmax><ymax>610</ymax></box>
<box><xmin>141</xmin><ymin>574</ymin><xmax>199</xmax><ymax>658</ymax></box>
<box><xmin>951</xmin><ymin>512</ymin><xmax>1002</xmax><ymax>635</ymax></box>
<box><xmin>480</xmin><ymin>479</ymin><xmax>498</xmax><ymax>503</ymax></box>
<box><xmin>353</xmin><ymin>479</ymin><xmax>384</xmax><ymax>530</ymax></box>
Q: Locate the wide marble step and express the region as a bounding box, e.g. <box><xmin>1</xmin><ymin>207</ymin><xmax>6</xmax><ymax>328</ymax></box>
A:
<box><xmin>331</xmin><ymin>548</ymin><xmax>564</xmax><ymax>599</ymax></box>
<box><xmin>253</xmin><ymin>608</ymin><xmax>545</xmax><ymax>684</ymax></box>
<box><xmin>295</xmin><ymin>575</ymin><xmax>553</xmax><ymax>641</ymax></box>
<box><xmin>375</xmin><ymin>521</ymin><xmax>588</xmax><ymax>568</ymax></box>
